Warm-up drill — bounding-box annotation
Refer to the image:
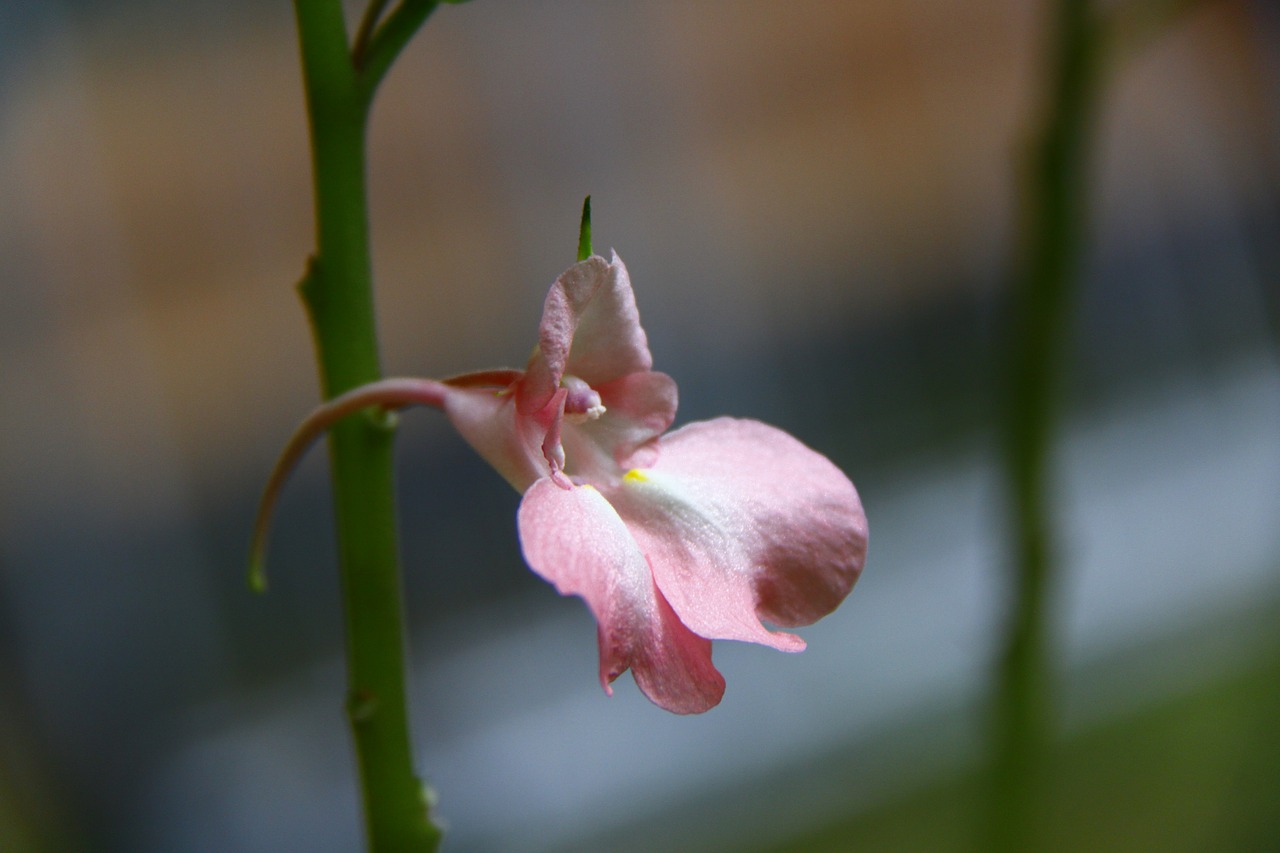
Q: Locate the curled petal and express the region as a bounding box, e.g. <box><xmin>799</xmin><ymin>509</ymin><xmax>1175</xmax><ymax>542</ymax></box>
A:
<box><xmin>523</xmin><ymin>253</ymin><xmax>654</xmax><ymax>412</ymax></box>
<box><xmin>518</xmin><ymin>478</ymin><xmax>725</xmax><ymax>714</ymax></box>
<box><xmin>607</xmin><ymin>418</ymin><xmax>867</xmax><ymax>650</ymax></box>
<box><xmin>536</xmin><ymin>388</ymin><xmax>574</xmax><ymax>488</ymax></box>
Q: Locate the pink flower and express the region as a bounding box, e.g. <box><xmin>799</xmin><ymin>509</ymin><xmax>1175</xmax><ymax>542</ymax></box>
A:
<box><xmin>251</xmin><ymin>253</ymin><xmax>867</xmax><ymax>714</ymax></box>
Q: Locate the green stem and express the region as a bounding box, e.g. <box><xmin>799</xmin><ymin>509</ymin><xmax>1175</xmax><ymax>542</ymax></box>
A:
<box><xmin>291</xmin><ymin>2</ymin><xmax>441</xmax><ymax>850</ymax></box>
<box><xmin>990</xmin><ymin>0</ymin><xmax>1101</xmax><ymax>849</ymax></box>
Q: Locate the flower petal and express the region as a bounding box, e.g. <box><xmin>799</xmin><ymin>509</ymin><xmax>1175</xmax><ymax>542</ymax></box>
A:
<box><xmin>560</xmin><ymin>370</ymin><xmax>678</xmax><ymax>483</ymax></box>
<box><xmin>518</xmin><ymin>478</ymin><xmax>725</xmax><ymax>714</ymax></box>
<box><xmin>607</xmin><ymin>418</ymin><xmax>867</xmax><ymax>651</ymax></box>
<box><xmin>523</xmin><ymin>253</ymin><xmax>654</xmax><ymax>412</ymax></box>
<box><xmin>443</xmin><ymin>385</ymin><xmax>550</xmax><ymax>492</ymax></box>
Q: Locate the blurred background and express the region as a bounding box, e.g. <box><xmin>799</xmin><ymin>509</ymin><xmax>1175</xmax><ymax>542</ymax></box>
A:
<box><xmin>2</xmin><ymin>1</ymin><xmax>1278</xmax><ymax>850</ymax></box>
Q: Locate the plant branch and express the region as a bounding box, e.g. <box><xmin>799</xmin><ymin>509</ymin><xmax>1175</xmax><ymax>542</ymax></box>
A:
<box><xmin>353</xmin><ymin>0</ymin><xmax>395</xmax><ymax>71</ymax></box>
<box><xmin>358</xmin><ymin>0</ymin><xmax>441</xmax><ymax>102</ymax></box>
<box><xmin>990</xmin><ymin>0</ymin><xmax>1102</xmax><ymax>849</ymax></box>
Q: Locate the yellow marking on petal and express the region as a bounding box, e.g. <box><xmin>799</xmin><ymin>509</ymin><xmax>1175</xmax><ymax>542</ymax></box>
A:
<box><xmin>623</xmin><ymin>469</ymin><xmax>650</xmax><ymax>484</ymax></box>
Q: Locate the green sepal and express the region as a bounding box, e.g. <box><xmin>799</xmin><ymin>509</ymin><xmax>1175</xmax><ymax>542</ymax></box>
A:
<box><xmin>577</xmin><ymin>195</ymin><xmax>592</xmax><ymax>261</ymax></box>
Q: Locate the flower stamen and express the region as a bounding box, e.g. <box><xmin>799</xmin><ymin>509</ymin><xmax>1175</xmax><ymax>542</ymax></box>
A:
<box><xmin>562</xmin><ymin>375</ymin><xmax>606</xmax><ymax>423</ymax></box>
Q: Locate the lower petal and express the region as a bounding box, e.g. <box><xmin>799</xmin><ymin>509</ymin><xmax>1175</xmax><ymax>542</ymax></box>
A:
<box><xmin>518</xmin><ymin>478</ymin><xmax>725</xmax><ymax>714</ymax></box>
<box><xmin>608</xmin><ymin>418</ymin><xmax>867</xmax><ymax>649</ymax></box>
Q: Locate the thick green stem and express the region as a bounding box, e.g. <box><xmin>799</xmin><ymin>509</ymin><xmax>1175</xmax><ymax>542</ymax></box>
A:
<box><xmin>291</xmin><ymin>2</ymin><xmax>441</xmax><ymax>850</ymax></box>
<box><xmin>990</xmin><ymin>0</ymin><xmax>1100</xmax><ymax>850</ymax></box>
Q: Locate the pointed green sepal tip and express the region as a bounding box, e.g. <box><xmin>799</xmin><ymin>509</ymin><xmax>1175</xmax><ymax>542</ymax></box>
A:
<box><xmin>577</xmin><ymin>195</ymin><xmax>592</xmax><ymax>261</ymax></box>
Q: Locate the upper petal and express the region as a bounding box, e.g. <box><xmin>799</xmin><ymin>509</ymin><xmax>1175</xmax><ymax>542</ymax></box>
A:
<box><xmin>518</xmin><ymin>478</ymin><xmax>725</xmax><ymax>714</ymax></box>
<box><xmin>523</xmin><ymin>253</ymin><xmax>654</xmax><ymax>412</ymax></box>
<box><xmin>606</xmin><ymin>418</ymin><xmax>867</xmax><ymax>650</ymax></box>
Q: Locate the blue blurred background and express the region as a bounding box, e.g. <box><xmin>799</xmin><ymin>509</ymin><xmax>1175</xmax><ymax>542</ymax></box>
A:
<box><xmin>1</xmin><ymin>1</ymin><xmax>1278</xmax><ymax>850</ymax></box>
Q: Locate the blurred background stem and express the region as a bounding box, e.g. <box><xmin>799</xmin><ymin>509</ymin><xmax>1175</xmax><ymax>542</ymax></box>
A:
<box><xmin>990</xmin><ymin>0</ymin><xmax>1101</xmax><ymax>849</ymax></box>
<box><xmin>292</xmin><ymin>1</ymin><xmax>442</xmax><ymax>850</ymax></box>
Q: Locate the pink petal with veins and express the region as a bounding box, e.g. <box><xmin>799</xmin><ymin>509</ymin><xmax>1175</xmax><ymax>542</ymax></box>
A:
<box><xmin>524</xmin><ymin>254</ymin><xmax>654</xmax><ymax>412</ymax></box>
<box><xmin>607</xmin><ymin>418</ymin><xmax>867</xmax><ymax>651</ymax></box>
<box><xmin>518</xmin><ymin>478</ymin><xmax>725</xmax><ymax>714</ymax></box>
